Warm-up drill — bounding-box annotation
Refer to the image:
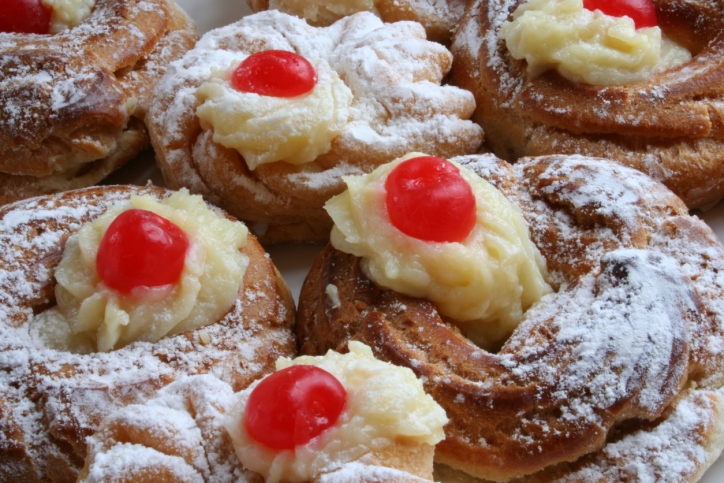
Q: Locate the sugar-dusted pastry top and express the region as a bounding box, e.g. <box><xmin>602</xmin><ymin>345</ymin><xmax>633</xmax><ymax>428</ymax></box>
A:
<box><xmin>326</xmin><ymin>153</ymin><xmax>551</xmax><ymax>349</ymax></box>
<box><xmin>296</xmin><ymin>153</ymin><xmax>724</xmax><ymax>482</ymax></box>
<box><xmin>148</xmin><ymin>10</ymin><xmax>483</xmax><ymax>243</ymax></box>
<box><xmin>247</xmin><ymin>0</ymin><xmax>468</xmax><ymax>44</ymax></box>
<box><xmin>79</xmin><ymin>343</ymin><xmax>446</xmax><ymax>482</ymax></box>
<box><xmin>449</xmin><ymin>0</ymin><xmax>724</xmax><ymax>209</ymax></box>
<box><xmin>0</xmin><ymin>185</ymin><xmax>296</xmax><ymax>482</ymax></box>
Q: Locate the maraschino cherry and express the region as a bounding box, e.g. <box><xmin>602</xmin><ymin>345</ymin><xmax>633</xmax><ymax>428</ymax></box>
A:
<box><xmin>385</xmin><ymin>156</ymin><xmax>477</xmax><ymax>243</ymax></box>
<box><xmin>583</xmin><ymin>0</ymin><xmax>657</xmax><ymax>29</ymax></box>
<box><xmin>244</xmin><ymin>365</ymin><xmax>347</xmax><ymax>451</ymax></box>
<box><xmin>96</xmin><ymin>209</ymin><xmax>190</xmax><ymax>295</ymax></box>
<box><xmin>231</xmin><ymin>50</ymin><xmax>317</xmax><ymax>98</ymax></box>
<box><xmin>0</xmin><ymin>0</ymin><xmax>52</xmax><ymax>34</ymax></box>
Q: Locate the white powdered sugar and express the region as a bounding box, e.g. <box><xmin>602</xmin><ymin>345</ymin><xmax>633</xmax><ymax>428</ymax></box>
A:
<box><xmin>554</xmin><ymin>388</ymin><xmax>724</xmax><ymax>483</ymax></box>
<box><xmin>507</xmin><ymin>249</ymin><xmax>691</xmax><ymax>418</ymax></box>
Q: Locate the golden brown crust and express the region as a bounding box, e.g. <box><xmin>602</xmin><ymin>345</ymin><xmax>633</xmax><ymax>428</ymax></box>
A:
<box><xmin>0</xmin><ymin>185</ymin><xmax>296</xmax><ymax>482</ymax></box>
<box><xmin>247</xmin><ymin>0</ymin><xmax>468</xmax><ymax>44</ymax></box>
<box><xmin>296</xmin><ymin>154</ymin><xmax>724</xmax><ymax>481</ymax></box>
<box><xmin>449</xmin><ymin>0</ymin><xmax>724</xmax><ymax>209</ymax></box>
<box><xmin>148</xmin><ymin>11</ymin><xmax>483</xmax><ymax>244</ymax></box>
<box><xmin>0</xmin><ymin>0</ymin><xmax>198</xmax><ymax>205</ymax></box>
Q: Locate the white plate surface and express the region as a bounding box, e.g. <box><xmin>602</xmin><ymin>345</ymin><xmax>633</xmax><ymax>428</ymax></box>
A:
<box><xmin>148</xmin><ymin>1</ymin><xmax>724</xmax><ymax>480</ymax></box>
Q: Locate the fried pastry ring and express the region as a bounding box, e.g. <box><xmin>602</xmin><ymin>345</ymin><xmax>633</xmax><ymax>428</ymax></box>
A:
<box><xmin>247</xmin><ymin>0</ymin><xmax>467</xmax><ymax>44</ymax></box>
<box><xmin>148</xmin><ymin>10</ymin><xmax>483</xmax><ymax>244</ymax></box>
<box><xmin>0</xmin><ymin>185</ymin><xmax>296</xmax><ymax>482</ymax></box>
<box><xmin>296</xmin><ymin>154</ymin><xmax>724</xmax><ymax>482</ymax></box>
<box><xmin>0</xmin><ymin>0</ymin><xmax>198</xmax><ymax>206</ymax></box>
<box><xmin>449</xmin><ymin>0</ymin><xmax>724</xmax><ymax>209</ymax></box>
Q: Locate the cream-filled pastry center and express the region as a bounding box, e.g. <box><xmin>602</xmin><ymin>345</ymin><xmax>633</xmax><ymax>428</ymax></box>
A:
<box><xmin>38</xmin><ymin>189</ymin><xmax>249</xmax><ymax>353</ymax></box>
<box><xmin>497</xmin><ymin>0</ymin><xmax>691</xmax><ymax>85</ymax></box>
<box><xmin>195</xmin><ymin>56</ymin><xmax>353</xmax><ymax>170</ymax></box>
<box><xmin>326</xmin><ymin>153</ymin><xmax>552</xmax><ymax>349</ymax></box>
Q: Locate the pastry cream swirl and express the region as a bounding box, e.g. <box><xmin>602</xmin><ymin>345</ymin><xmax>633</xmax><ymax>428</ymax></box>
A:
<box><xmin>498</xmin><ymin>0</ymin><xmax>691</xmax><ymax>85</ymax></box>
<box><xmin>326</xmin><ymin>153</ymin><xmax>552</xmax><ymax>349</ymax></box>
<box><xmin>51</xmin><ymin>189</ymin><xmax>248</xmax><ymax>352</ymax></box>
<box><xmin>196</xmin><ymin>57</ymin><xmax>353</xmax><ymax>170</ymax></box>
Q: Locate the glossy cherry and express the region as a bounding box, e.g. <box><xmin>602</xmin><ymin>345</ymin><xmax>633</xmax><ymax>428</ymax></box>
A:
<box><xmin>96</xmin><ymin>209</ymin><xmax>190</xmax><ymax>295</ymax></box>
<box><xmin>0</xmin><ymin>0</ymin><xmax>52</xmax><ymax>34</ymax></box>
<box><xmin>385</xmin><ymin>156</ymin><xmax>477</xmax><ymax>243</ymax></box>
<box><xmin>244</xmin><ymin>365</ymin><xmax>347</xmax><ymax>451</ymax></box>
<box><xmin>231</xmin><ymin>50</ymin><xmax>317</xmax><ymax>98</ymax></box>
<box><xmin>583</xmin><ymin>0</ymin><xmax>657</xmax><ymax>29</ymax></box>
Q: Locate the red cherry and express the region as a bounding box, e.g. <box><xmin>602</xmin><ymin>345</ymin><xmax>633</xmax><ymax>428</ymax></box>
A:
<box><xmin>96</xmin><ymin>209</ymin><xmax>190</xmax><ymax>295</ymax></box>
<box><xmin>231</xmin><ymin>50</ymin><xmax>317</xmax><ymax>98</ymax></box>
<box><xmin>0</xmin><ymin>0</ymin><xmax>52</xmax><ymax>34</ymax></box>
<box><xmin>583</xmin><ymin>0</ymin><xmax>657</xmax><ymax>29</ymax></box>
<box><xmin>385</xmin><ymin>156</ymin><xmax>477</xmax><ymax>243</ymax></box>
<box><xmin>244</xmin><ymin>365</ymin><xmax>347</xmax><ymax>451</ymax></box>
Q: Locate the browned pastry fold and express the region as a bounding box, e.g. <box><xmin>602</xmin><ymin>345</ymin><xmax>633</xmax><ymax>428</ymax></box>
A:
<box><xmin>0</xmin><ymin>0</ymin><xmax>198</xmax><ymax>206</ymax></box>
<box><xmin>247</xmin><ymin>0</ymin><xmax>468</xmax><ymax>44</ymax></box>
<box><xmin>448</xmin><ymin>0</ymin><xmax>724</xmax><ymax>209</ymax></box>
<box><xmin>296</xmin><ymin>154</ymin><xmax>724</xmax><ymax>482</ymax></box>
<box><xmin>0</xmin><ymin>185</ymin><xmax>296</xmax><ymax>483</ymax></box>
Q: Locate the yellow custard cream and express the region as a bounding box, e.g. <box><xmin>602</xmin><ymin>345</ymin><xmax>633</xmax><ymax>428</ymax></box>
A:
<box><xmin>269</xmin><ymin>0</ymin><xmax>378</xmax><ymax>26</ymax></box>
<box><xmin>224</xmin><ymin>341</ymin><xmax>448</xmax><ymax>483</ymax></box>
<box><xmin>195</xmin><ymin>58</ymin><xmax>353</xmax><ymax>170</ymax></box>
<box><xmin>42</xmin><ymin>0</ymin><xmax>96</xmax><ymax>33</ymax></box>
<box><xmin>326</xmin><ymin>153</ymin><xmax>551</xmax><ymax>349</ymax></box>
<box><xmin>44</xmin><ymin>189</ymin><xmax>248</xmax><ymax>353</ymax></box>
<box><xmin>498</xmin><ymin>0</ymin><xmax>691</xmax><ymax>85</ymax></box>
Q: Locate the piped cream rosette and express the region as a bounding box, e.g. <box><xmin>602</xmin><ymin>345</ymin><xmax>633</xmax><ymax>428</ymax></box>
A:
<box><xmin>224</xmin><ymin>341</ymin><xmax>448</xmax><ymax>483</ymax></box>
<box><xmin>47</xmin><ymin>189</ymin><xmax>249</xmax><ymax>352</ymax></box>
<box><xmin>325</xmin><ymin>153</ymin><xmax>552</xmax><ymax>349</ymax></box>
<box><xmin>195</xmin><ymin>57</ymin><xmax>353</xmax><ymax>170</ymax></box>
<box><xmin>497</xmin><ymin>0</ymin><xmax>691</xmax><ymax>85</ymax></box>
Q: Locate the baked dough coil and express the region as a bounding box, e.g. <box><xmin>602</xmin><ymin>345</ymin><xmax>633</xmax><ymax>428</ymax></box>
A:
<box><xmin>148</xmin><ymin>11</ymin><xmax>483</xmax><ymax>244</ymax></box>
<box><xmin>0</xmin><ymin>0</ymin><xmax>198</xmax><ymax>206</ymax></box>
<box><xmin>0</xmin><ymin>185</ymin><xmax>296</xmax><ymax>483</ymax></box>
<box><xmin>449</xmin><ymin>0</ymin><xmax>724</xmax><ymax>209</ymax></box>
<box><xmin>247</xmin><ymin>0</ymin><xmax>467</xmax><ymax>45</ymax></box>
<box><xmin>296</xmin><ymin>154</ymin><xmax>724</xmax><ymax>482</ymax></box>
